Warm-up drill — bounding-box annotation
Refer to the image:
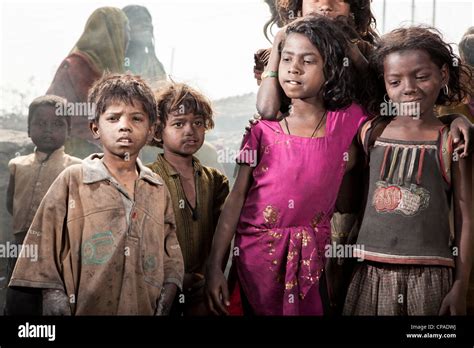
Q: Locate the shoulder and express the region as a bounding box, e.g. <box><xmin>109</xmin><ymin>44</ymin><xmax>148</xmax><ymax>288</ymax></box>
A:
<box><xmin>64</xmin><ymin>154</ymin><xmax>82</xmax><ymax>165</ymax></box>
<box><xmin>331</xmin><ymin>103</ymin><xmax>368</xmax><ymax>120</ymax></box>
<box><xmin>201</xmin><ymin>165</ymin><xmax>229</xmax><ymax>184</ymax></box>
<box><xmin>63</xmin><ymin>163</ymin><xmax>83</xmax><ymax>178</ymax></box>
<box><xmin>244</xmin><ymin>119</ymin><xmax>280</xmax><ymax>136</ymax></box>
<box><xmin>327</xmin><ymin>103</ymin><xmax>370</xmax><ymax>136</ymax></box>
<box><xmin>8</xmin><ymin>153</ymin><xmax>33</xmax><ymax>166</ymax></box>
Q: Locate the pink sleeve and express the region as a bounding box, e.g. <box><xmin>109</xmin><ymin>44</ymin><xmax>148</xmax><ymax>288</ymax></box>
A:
<box><xmin>235</xmin><ymin>121</ymin><xmax>262</xmax><ymax>167</ymax></box>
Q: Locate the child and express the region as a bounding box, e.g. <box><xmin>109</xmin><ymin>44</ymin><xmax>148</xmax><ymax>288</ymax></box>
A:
<box><xmin>9</xmin><ymin>74</ymin><xmax>184</xmax><ymax>315</ymax></box>
<box><xmin>147</xmin><ymin>83</ymin><xmax>229</xmax><ymax>316</ymax></box>
<box><xmin>343</xmin><ymin>27</ymin><xmax>473</xmax><ymax>315</ymax></box>
<box><xmin>205</xmin><ymin>16</ymin><xmax>368</xmax><ymax>316</ymax></box>
<box><xmin>5</xmin><ymin>95</ymin><xmax>82</xmax><ymax>315</ymax></box>
<box><xmin>255</xmin><ymin>0</ymin><xmax>377</xmax><ymax>87</ymax></box>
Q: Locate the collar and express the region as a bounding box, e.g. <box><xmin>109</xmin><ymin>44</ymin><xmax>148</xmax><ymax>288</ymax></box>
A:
<box><xmin>34</xmin><ymin>146</ymin><xmax>65</xmax><ymax>163</ymax></box>
<box><xmin>82</xmin><ymin>153</ymin><xmax>162</xmax><ymax>185</ymax></box>
<box><xmin>155</xmin><ymin>153</ymin><xmax>203</xmax><ymax>177</ymax></box>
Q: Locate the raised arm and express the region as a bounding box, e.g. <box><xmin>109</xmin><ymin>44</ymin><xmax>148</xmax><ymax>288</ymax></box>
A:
<box><xmin>256</xmin><ymin>29</ymin><xmax>286</xmax><ymax>119</ymax></box>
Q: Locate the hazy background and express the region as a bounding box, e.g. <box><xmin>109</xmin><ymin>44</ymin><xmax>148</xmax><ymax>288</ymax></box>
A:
<box><xmin>0</xmin><ymin>0</ymin><xmax>472</xmax><ymax>105</ymax></box>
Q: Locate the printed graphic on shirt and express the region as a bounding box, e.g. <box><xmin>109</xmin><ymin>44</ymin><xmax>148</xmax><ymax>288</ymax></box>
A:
<box><xmin>82</xmin><ymin>231</ymin><xmax>115</xmax><ymax>265</ymax></box>
<box><xmin>373</xmin><ymin>181</ymin><xmax>430</xmax><ymax>216</ymax></box>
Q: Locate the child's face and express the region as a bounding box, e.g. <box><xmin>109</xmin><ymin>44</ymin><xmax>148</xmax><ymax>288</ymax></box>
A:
<box><xmin>383</xmin><ymin>49</ymin><xmax>448</xmax><ymax>118</ymax></box>
<box><xmin>90</xmin><ymin>99</ymin><xmax>152</xmax><ymax>159</ymax></box>
<box><xmin>161</xmin><ymin>112</ymin><xmax>205</xmax><ymax>157</ymax></box>
<box><xmin>302</xmin><ymin>0</ymin><xmax>351</xmax><ymax>18</ymax></box>
<box><xmin>29</xmin><ymin>105</ymin><xmax>68</xmax><ymax>153</ymax></box>
<box><xmin>279</xmin><ymin>33</ymin><xmax>326</xmax><ymax>101</ymax></box>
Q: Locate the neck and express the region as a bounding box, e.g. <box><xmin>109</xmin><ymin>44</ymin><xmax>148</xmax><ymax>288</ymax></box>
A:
<box><xmin>393</xmin><ymin>110</ymin><xmax>438</xmax><ymax>126</ymax></box>
<box><xmin>290</xmin><ymin>97</ymin><xmax>325</xmax><ymax>120</ymax></box>
<box><xmin>102</xmin><ymin>151</ymin><xmax>139</xmax><ymax>175</ymax></box>
<box><xmin>163</xmin><ymin>151</ymin><xmax>193</xmax><ymax>172</ymax></box>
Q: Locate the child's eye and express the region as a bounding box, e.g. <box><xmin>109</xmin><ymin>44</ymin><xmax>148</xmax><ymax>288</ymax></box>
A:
<box><xmin>304</xmin><ymin>60</ymin><xmax>314</xmax><ymax>64</ymax></box>
<box><xmin>173</xmin><ymin>122</ymin><xmax>183</xmax><ymax>128</ymax></box>
<box><xmin>281</xmin><ymin>57</ymin><xmax>291</xmax><ymax>62</ymax></box>
<box><xmin>194</xmin><ymin>120</ymin><xmax>203</xmax><ymax>127</ymax></box>
<box><xmin>54</xmin><ymin>121</ymin><xmax>66</xmax><ymax>128</ymax></box>
<box><xmin>107</xmin><ymin>115</ymin><xmax>119</xmax><ymax>121</ymax></box>
<box><xmin>416</xmin><ymin>75</ymin><xmax>428</xmax><ymax>80</ymax></box>
<box><xmin>389</xmin><ymin>81</ymin><xmax>400</xmax><ymax>86</ymax></box>
<box><xmin>133</xmin><ymin>116</ymin><xmax>144</xmax><ymax>122</ymax></box>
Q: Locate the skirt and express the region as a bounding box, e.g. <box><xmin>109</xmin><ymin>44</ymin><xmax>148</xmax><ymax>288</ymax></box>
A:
<box><xmin>343</xmin><ymin>261</ymin><xmax>452</xmax><ymax>315</ymax></box>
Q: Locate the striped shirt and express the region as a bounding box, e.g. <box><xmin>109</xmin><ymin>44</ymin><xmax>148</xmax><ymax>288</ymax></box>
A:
<box><xmin>147</xmin><ymin>154</ymin><xmax>229</xmax><ymax>274</ymax></box>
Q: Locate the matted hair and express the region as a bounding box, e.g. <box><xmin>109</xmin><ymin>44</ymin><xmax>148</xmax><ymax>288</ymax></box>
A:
<box><xmin>368</xmin><ymin>26</ymin><xmax>472</xmax><ymax>115</ymax></box>
<box><xmin>28</xmin><ymin>95</ymin><xmax>70</xmax><ymax>132</ymax></box>
<box><xmin>150</xmin><ymin>82</ymin><xmax>214</xmax><ymax>147</ymax></box>
<box><xmin>88</xmin><ymin>73</ymin><xmax>157</xmax><ymax>123</ymax></box>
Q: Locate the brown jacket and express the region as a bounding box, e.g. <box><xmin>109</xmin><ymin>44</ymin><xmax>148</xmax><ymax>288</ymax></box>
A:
<box><xmin>10</xmin><ymin>154</ymin><xmax>184</xmax><ymax>315</ymax></box>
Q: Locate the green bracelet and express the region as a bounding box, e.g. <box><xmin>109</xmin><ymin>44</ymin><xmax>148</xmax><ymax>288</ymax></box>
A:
<box><xmin>262</xmin><ymin>70</ymin><xmax>278</xmax><ymax>79</ymax></box>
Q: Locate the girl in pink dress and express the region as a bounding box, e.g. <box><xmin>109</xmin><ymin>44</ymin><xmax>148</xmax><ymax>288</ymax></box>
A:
<box><xmin>205</xmin><ymin>15</ymin><xmax>368</xmax><ymax>315</ymax></box>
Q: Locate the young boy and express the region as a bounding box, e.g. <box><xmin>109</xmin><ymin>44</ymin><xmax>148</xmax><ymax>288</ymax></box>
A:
<box><xmin>148</xmin><ymin>83</ymin><xmax>229</xmax><ymax>316</ymax></box>
<box><xmin>5</xmin><ymin>95</ymin><xmax>82</xmax><ymax>315</ymax></box>
<box><xmin>9</xmin><ymin>74</ymin><xmax>184</xmax><ymax>315</ymax></box>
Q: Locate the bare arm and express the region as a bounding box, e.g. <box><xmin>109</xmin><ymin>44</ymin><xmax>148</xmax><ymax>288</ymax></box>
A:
<box><xmin>439</xmin><ymin>155</ymin><xmax>473</xmax><ymax>315</ymax></box>
<box><xmin>347</xmin><ymin>41</ymin><xmax>368</xmax><ymax>75</ymax></box>
<box><xmin>256</xmin><ymin>29</ymin><xmax>286</xmax><ymax>119</ymax></box>
<box><xmin>205</xmin><ymin>164</ymin><xmax>254</xmax><ymax>315</ymax></box>
<box><xmin>6</xmin><ymin>174</ymin><xmax>14</xmax><ymax>215</ymax></box>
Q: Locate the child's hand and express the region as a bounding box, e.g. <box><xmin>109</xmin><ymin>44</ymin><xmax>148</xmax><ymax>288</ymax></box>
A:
<box><xmin>450</xmin><ymin>115</ymin><xmax>473</xmax><ymax>158</ymax></box>
<box><xmin>438</xmin><ymin>284</ymin><xmax>467</xmax><ymax>315</ymax></box>
<box><xmin>204</xmin><ymin>264</ymin><xmax>230</xmax><ymax>316</ymax></box>
<box><xmin>42</xmin><ymin>289</ymin><xmax>71</xmax><ymax>316</ymax></box>
<box><xmin>183</xmin><ymin>272</ymin><xmax>205</xmax><ymax>292</ymax></box>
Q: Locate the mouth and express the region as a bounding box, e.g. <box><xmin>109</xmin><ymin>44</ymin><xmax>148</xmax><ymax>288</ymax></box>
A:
<box><xmin>117</xmin><ymin>137</ymin><xmax>133</xmax><ymax>145</ymax></box>
<box><xmin>285</xmin><ymin>80</ymin><xmax>302</xmax><ymax>86</ymax></box>
<box><xmin>401</xmin><ymin>99</ymin><xmax>422</xmax><ymax>103</ymax></box>
<box><xmin>183</xmin><ymin>139</ymin><xmax>199</xmax><ymax>146</ymax></box>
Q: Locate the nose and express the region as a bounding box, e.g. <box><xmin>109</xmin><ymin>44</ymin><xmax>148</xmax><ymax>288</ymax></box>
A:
<box><xmin>183</xmin><ymin>122</ymin><xmax>195</xmax><ymax>135</ymax></box>
<box><xmin>118</xmin><ymin>117</ymin><xmax>132</xmax><ymax>132</ymax></box>
<box><xmin>319</xmin><ymin>1</ymin><xmax>333</xmax><ymax>13</ymax></box>
<box><xmin>288</xmin><ymin>60</ymin><xmax>301</xmax><ymax>75</ymax></box>
<box><xmin>402</xmin><ymin>78</ymin><xmax>418</xmax><ymax>95</ymax></box>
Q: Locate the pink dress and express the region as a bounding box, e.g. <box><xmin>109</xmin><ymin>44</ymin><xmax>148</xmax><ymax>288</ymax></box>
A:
<box><xmin>234</xmin><ymin>103</ymin><xmax>367</xmax><ymax>315</ymax></box>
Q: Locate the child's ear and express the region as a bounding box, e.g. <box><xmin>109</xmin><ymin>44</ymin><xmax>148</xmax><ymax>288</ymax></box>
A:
<box><xmin>89</xmin><ymin>121</ymin><xmax>100</xmax><ymax>140</ymax></box>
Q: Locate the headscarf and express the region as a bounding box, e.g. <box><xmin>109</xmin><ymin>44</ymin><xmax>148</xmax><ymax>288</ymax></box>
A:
<box><xmin>71</xmin><ymin>7</ymin><xmax>129</xmax><ymax>74</ymax></box>
<box><xmin>123</xmin><ymin>5</ymin><xmax>166</xmax><ymax>84</ymax></box>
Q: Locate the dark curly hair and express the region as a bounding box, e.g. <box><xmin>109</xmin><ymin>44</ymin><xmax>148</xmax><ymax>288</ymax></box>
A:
<box><xmin>367</xmin><ymin>26</ymin><xmax>472</xmax><ymax>115</ymax></box>
<box><xmin>264</xmin><ymin>0</ymin><xmax>378</xmax><ymax>44</ymax></box>
<box><xmin>279</xmin><ymin>15</ymin><xmax>358</xmax><ymax>110</ymax></box>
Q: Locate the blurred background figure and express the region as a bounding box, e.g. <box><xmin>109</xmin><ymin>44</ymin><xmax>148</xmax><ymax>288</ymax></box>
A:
<box><xmin>123</xmin><ymin>5</ymin><xmax>167</xmax><ymax>88</ymax></box>
<box><xmin>46</xmin><ymin>7</ymin><xmax>130</xmax><ymax>159</ymax></box>
<box><xmin>436</xmin><ymin>26</ymin><xmax>473</xmax><ymax>122</ymax></box>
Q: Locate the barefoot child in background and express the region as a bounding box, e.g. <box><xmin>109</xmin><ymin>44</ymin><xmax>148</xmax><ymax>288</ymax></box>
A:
<box><xmin>206</xmin><ymin>16</ymin><xmax>368</xmax><ymax>315</ymax></box>
<box><xmin>344</xmin><ymin>27</ymin><xmax>473</xmax><ymax>315</ymax></box>
<box><xmin>148</xmin><ymin>83</ymin><xmax>229</xmax><ymax>316</ymax></box>
<box><xmin>9</xmin><ymin>74</ymin><xmax>184</xmax><ymax>315</ymax></box>
<box><xmin>5</xmin><ymin>95</ymin><xmax>82</xmax><ymax>315</ymax></box>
